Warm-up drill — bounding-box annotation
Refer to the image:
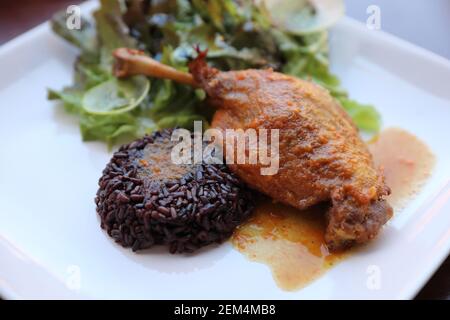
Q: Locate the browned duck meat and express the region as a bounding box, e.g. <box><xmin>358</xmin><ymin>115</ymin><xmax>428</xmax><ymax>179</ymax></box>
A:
<box><xmin>113</xmin><ymin>48</ymin><xmax>393</xmax><ymax>250</ymax></box>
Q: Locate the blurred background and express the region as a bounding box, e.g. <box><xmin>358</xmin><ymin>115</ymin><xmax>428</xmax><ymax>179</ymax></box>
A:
<box><xmin>0</xmin><ymin>0</ymin><xmax>448</xmax><ymax>300</ymax></box>
<box><xmin>345</xmin><ymin>0</ymin><xmax>450</xmax><ymax>59</ymax></box>
<box><xmin>1</xmin><ymin>0</ymin><xmax>448</xmax><ymax>59</ymax></box>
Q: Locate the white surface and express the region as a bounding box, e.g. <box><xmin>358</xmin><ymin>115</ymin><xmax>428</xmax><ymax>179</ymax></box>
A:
<box><xmin>345</xmin><ymin>0</ymin><xmax>450</xmax><ymax>59</ymax></box>
<box><xmin>1</xmin><ymin>3</ymin><xmax>450</xmax><ymax>299</ymax></box>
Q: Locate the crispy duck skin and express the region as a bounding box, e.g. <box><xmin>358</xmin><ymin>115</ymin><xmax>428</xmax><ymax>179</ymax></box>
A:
<box><xmin>113</xmin><ymin>48</ymin><xmax>393</xmax><ymax>250</ymax></box>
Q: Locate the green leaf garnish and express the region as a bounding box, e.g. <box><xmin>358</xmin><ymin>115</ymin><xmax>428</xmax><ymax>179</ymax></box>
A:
<box><xmin>49</xmin><ymin>0</ymin><xmax>381</xmax><ymax>147</ymax></box>
<box><xmin>82</xmin><ymin>76</ymin><xmax>150</xmax><ymax>115</ymax></box>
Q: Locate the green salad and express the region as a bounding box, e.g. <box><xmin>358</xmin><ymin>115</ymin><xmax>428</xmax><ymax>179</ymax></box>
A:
<box><xmin>48</xmin><ymin>0</ymin><xmax>380</xmax><ymax>147</ymax></box>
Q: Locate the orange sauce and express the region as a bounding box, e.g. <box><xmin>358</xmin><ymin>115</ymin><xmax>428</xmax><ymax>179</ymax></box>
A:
<box><xmin>139</xmin><ymin>142</ymin><xmax>190</xmax><ymax>180</ymax></box>
<box><xmin>368</xmin><ymin>127</ymin><xmax>435</xmax><ymax>209</ymax></box>
<box><xmin>232</xmin><ymin>127</ymin><xmax>435</xmax><ymax>291</ymax></box>
<box><xmin>232</xmin><ymin>200</ymin><xmax>345</xmax><ymax>291</ymax></box>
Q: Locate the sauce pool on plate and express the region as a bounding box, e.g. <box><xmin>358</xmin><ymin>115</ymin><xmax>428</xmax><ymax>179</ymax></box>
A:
<box><xmin>232</xmin><ymin>127</ymin><xmax>435</xmax><ymax>291</ymax></box>
<box><xmin>232</xmin><ymin>200</ymin><xmax>345</xmax><ymax>291</ymax></box>
<box><xmin>368</xmin><ymin>127</ymin><xmax>435</xmax><ymax>209</ymax></box>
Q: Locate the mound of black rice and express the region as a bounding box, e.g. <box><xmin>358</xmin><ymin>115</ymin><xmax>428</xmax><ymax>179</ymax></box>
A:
<box><xmin>95</xmin><ymin>129</ymin><xmax>255</xmax><ymax>253</ymax></box>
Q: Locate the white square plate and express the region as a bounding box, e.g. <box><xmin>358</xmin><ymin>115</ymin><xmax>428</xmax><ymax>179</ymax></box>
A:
<box><xmin>1</xmin><ymin>2</ymin><xmax>450</xmax><ymax>299</ymax></box>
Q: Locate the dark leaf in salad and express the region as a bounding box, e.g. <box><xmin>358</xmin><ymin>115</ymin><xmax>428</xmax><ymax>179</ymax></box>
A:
<box><xmin>48</xmin><ymin>0</ymin><xmax>381</xmax><ymax>148</ymax></box>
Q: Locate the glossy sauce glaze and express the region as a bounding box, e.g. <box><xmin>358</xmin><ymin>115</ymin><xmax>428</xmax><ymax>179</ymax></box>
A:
<box><xmin>232</xmin><ymin>127</ymin><xmax>435</xmax><ymax>291</ymax></box>
<box><xmin>232</xmin><ymin>200</ymin><xmax>345</xmax><ymax>291</ymax></box>
<box><xmin>369</xmin><ymin>127</ymin><xmax>435</xmax><ymax>209</ymax></box>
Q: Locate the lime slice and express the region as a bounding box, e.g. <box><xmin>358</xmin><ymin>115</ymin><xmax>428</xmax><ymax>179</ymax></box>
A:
<box><xmin>82</xmin><ymin>76</ymin><xmax>150</xmax><ymax>115</ymax></box>
<box><xmin>263</xmin><ymin>0</ymin><xmax>344</xmax><ymax>35</ymax></box>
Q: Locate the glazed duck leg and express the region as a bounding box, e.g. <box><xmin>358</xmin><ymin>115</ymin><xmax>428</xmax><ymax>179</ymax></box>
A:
<box><xmin>113</xmin><ymin>48</ymin><xmax>393</xmax><ymax>250</ymax></box>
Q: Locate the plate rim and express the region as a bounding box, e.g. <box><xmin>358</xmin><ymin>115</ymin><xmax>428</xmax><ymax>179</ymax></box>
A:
<box><xmin>0</xmin><ymin>3</ymin><xmax>449</xmax><ymax>300</ymax></box>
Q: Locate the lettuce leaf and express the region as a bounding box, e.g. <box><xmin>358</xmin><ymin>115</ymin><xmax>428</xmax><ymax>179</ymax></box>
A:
<box><xmin>49</xmin><ymin>0</ymin><xmax>381</xmax><ymax>148</ymax></box>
